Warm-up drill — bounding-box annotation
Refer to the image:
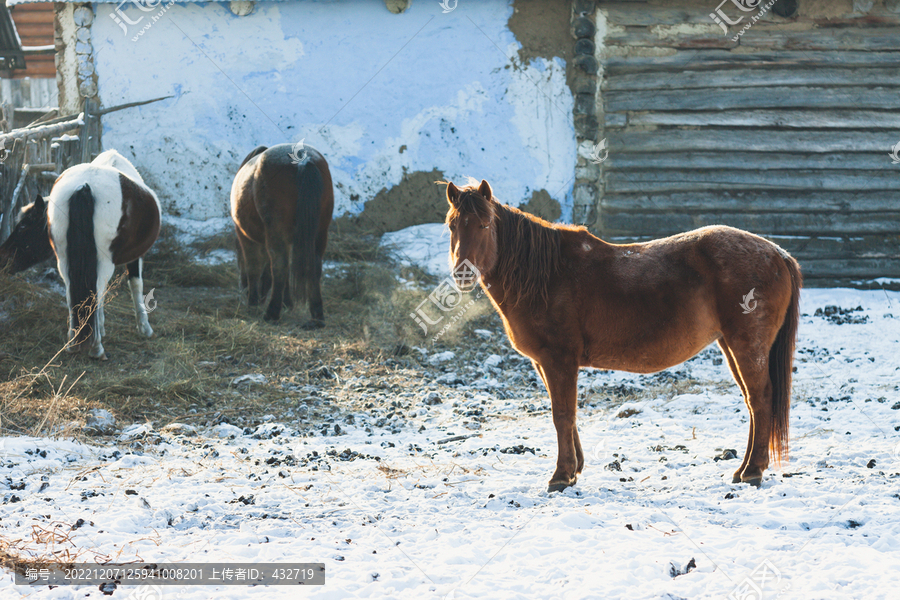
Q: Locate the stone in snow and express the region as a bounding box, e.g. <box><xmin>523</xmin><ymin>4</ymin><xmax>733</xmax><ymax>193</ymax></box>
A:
<box><xmin>84</xmin><ymin>409</ymin><xmax>116</xmax><ymax>435</ymax></box>
<box><xmin>232</xmin><ymin>374</ymin><xmax>267</xmax><ymax>386</ymax></box>
<box><xmin>118</xmin><ymin>423</ymin><xmax>153</xmax><ymax>441</ymax></box>
<box><xmin>484</xmin><ymin>354</ymin><xmax>503</xmax><ymax>368</ymax></box>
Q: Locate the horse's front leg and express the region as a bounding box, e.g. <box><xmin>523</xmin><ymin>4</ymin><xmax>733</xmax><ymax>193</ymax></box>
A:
<box><xmin>536</xmin><ymin>358</ymin><xmax>580</xmax><ymax>492</ymax></box>
<box><xmin>127</xmin><ymin>258</ymin><xmax>153</xmax><ymax>337</ymax></box>
<box><xmin>534</xmin><ymin>360</ymin><xmax>583</xmax><ymax>475</ymax></box>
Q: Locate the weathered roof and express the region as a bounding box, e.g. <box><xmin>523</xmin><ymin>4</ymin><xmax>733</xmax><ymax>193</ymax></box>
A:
<box><xmin>0</xmin><ymin>2</ymin><xmax>25</xmax><ymax>70</ymax></box>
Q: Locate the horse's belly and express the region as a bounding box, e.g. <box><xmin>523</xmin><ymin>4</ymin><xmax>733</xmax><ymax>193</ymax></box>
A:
<box><xmin>584</xmin><ymin>314</ymin><xmax>721</xmax><ymax>373</ymax></box>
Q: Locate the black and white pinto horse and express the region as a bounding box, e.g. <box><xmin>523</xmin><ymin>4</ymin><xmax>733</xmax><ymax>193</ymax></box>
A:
<box><xmin>46</xmin><ymin>150</ymin><xmax>161</xmax><ymax>359</ymax></box>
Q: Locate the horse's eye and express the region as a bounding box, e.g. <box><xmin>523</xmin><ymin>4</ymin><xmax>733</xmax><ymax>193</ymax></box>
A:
<box><xmin>481</xmin><ymin>224</ymin><xmax>490</xmax><ymax>230</ymax></box>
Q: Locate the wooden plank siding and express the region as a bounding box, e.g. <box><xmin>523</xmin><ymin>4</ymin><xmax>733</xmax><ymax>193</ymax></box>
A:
<box><xmin>8</xmin><ymin>2</ymin><xmax>54</xmax><ymax>79</ymax></box>
<box><xmin>598</xmin><ymin>4</ymin><xmax>900</xmax><ymax>287</ymax></box>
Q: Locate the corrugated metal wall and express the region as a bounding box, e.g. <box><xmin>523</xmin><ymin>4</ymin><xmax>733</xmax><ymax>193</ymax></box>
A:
<box><xmin>598</xmin><ymin>3</ymin><xmax>900</xmax><ymax>287</ymax></box>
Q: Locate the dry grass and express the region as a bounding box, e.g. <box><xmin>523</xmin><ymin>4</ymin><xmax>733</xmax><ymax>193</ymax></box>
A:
<box><xmin>0</xmin><ymin>225</ymin><xmax>460</xmax><ymax>440</ymax></box>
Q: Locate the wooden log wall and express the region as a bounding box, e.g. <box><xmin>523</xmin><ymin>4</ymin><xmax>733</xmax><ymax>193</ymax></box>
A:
<box><xmin>598</xmin><ymin>1</ymin><xmax>900</xmax><ymax>287</ymax></box>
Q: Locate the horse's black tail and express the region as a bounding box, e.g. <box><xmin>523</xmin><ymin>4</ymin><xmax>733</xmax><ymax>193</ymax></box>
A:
<box><xmin>66</xmin><ymin>184</ymin><xmax>98</xmax><ymax>350</ymax></box>
<box><xmin>769</xmin><ymin>252</ymin><xmax>802</xmax><ymax>467</ymax></box>
<box><xmin>290</xmin><ymin>156</ymin><xmax>323</xmax><ymax>303</ymax></box>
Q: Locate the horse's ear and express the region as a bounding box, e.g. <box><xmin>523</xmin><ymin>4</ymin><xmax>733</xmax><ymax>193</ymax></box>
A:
<box><xmin>34</xmin><ymin>195</ymin><xmax>46</xmax><ymax>211</ymax></box>
<box><xmin>447</xmin><ymin>182</ymin><xmax>461</xmax><ymax>206</ymax></box>
<box><xmin>478</xmin><ymin>179</ymin><xmax>492</xmax><ymax>202</ymax></box>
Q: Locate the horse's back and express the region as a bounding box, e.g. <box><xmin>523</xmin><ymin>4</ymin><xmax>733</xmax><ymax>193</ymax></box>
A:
<box><xmin>92</xmin><ymin>149</ymin><xmax>144</xmax><ymax>185</ymax></box>
<box><xmin>49</xmin><ymin>159</ymin><xmax>160</xmax><ymax>265</ymax></box>
<box><xmin>232</xmin><ymin>144</ymin><xmax>331</xmax><ymax>228</ymax></box>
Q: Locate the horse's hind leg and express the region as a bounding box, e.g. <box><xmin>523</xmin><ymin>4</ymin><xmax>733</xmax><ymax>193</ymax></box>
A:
<box><xmin>127</xmin><ymin>258</ymin><xmax>153</xmax><ymax>337</ymax></box>
<box><xmin>263</xmin><ymin>234</ymin><xmax>290</xmax><ymax>322</ymax></box>
<box><xmin>89</xmin><ymin>258</ymin><xmax>116</xmax><ymax>360</ymax></box>
<box><xmin>718</xmin><ymin>339</ymin><xmax>753</xmax><ymax>483</ymax></box>
<box><xmin>236</xmin><ymin>229</ymin><xmax>266</xmax><ymax>308</ymax></box>
<box><xmin>259</xmin><ymin>259</ymin><xmax>272</xmax><ymax>304</ymax></box>
<box><xmin>720</xmin><ymin>336</ymin><xmax>774</xmax><ymax>487</ymax></box>
<box><xmin>302</xmin><ymin>254</ymin><xmax>325</xmax><ymax>329</ymax></box>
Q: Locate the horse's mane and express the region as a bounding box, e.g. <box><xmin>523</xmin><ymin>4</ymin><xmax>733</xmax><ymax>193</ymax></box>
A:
<box><xmin>448</xmin><ymin>184</ymin><xmax>561</xmax><ymax>308</ymax></box>
<box><xmin>240</xmin><ymin>146</ymin><xmax>268</xmax><ymax>169</ymax></box>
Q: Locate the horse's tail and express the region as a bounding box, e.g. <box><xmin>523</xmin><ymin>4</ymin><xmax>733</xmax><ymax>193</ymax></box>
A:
<box><xmin>769</xmin><ymin>252</ymin><xmax>802</xmax><ymax>467</ymax></box>
<box><xmin>290</xmin><ymin>155</ymin><xmax>323</xmax><ymax>303</ymax></box>
<box><xmin>66</xmin><ymin>184</ymin><xmax>99</xmax><ymax>350</ymax></box>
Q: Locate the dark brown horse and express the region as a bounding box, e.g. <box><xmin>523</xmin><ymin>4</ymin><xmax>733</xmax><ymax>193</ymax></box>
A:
<box><xmin>231</xmin><ymin>143</ymin><xmax>334</xmax><ymax>325</ymax></box>
<box><xmin>445</xmin><ymin>180</ymin><xmax>801</xmax><ymax>492</ymax></box>
<box><xmin>0</xmin><ymin>195</ymin><xmax>54</xmax><ymax>274</ymax></box>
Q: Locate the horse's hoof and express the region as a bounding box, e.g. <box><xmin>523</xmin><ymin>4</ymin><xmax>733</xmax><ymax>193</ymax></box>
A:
<box><xmin>547</xmin><ymin>476</ymin><xmax>576</xmax><ymax>493</ymax></box>
<box><xmin>732</xmin><ymin>474</ymin><xmax>742</xmax><ymax>484</ymax></box>
<box><xmin>301</xmin><ymin>320</ymin><xmax>325</xmax><ymax>330</ymax></box>
<box><xmin>743</xmin><ymin>477</ymin><xmax>763</xmax><ymax>488</ymax></box>
<box><xmin>263</xmin><ymin>311</ymin><xmax>281</xmax><ymax>323</ymax></box>
<box><xmin>140</xmin><ymin>325</ymin><xmax>153</xmax><ymax>337</ymax></box>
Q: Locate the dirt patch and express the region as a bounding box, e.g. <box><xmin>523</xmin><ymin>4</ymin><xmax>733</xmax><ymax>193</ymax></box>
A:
<box><xmin>520</xmin><ymin>189</ymin><xmax>561</xmax><ymax>222</ymax></box>
<box><xmin>508</xmin><ymin>0</ymin><xmax>573</xmax><ymax>68</ymax></box>
<box><xmin>334</xmin><ymin>169</ymin><xmax>447</xmax><ymax>236</ymax></box>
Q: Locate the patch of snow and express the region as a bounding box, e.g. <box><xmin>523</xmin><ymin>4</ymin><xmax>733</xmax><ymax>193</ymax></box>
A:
<box><xmin>380</xmin><ymin>223</ymin><xmax>450</xmax><ymax>278</ymax></box>
<box><xmin>428</xmin><ymin>351</ymin><xmax>456</xmax><ymax>365</ymax></box>
<box><xmin>209</xmin><ymin>423</ymin><xmax>244</xmax><ymax>438</ymax></box>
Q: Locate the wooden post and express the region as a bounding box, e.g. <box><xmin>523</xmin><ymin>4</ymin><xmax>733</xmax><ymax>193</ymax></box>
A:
<box><xmin>80</xmin><ymin>97</ymin><xmax>97</xmax><ymax>164</ymax></box>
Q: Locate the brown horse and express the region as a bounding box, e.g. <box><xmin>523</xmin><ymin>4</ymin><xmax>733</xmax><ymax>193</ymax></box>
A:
<box><xmin>445</xmin><ymin>180</ymin><xmax>801</xmax><ymax>492</ymax></box>
<box><xmin>231</xmin><ymin>143</ymin><xmax>334</xmax><ymax>325</ymax></box>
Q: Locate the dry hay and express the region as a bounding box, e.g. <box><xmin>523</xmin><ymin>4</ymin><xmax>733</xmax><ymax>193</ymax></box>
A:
<box><xmin>0</xmin><ymin>224</ymin><xmax>496</xmax><ymax>440</ymax></box>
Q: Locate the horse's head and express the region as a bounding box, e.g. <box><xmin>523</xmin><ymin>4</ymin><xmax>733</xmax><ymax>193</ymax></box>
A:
<box><xmin>445</xmin><ymin>179</ymin><xmax>497</xmax><ymax>291</ymax></box>
<box><xmin>0</xmin><ymin>195</ymin><xmax>53</xmax><ymax>274</ymax></box>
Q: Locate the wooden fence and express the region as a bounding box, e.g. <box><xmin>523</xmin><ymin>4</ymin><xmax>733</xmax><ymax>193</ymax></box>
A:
<box><xmin>0</xmin><ymin>95</ymin><xmax>169</xmax><ymax>244</ymax></box>
<box><xmin>0</xmin><ymin>98</ymin><xmax>97</xmax><ymax>242</ymax></box>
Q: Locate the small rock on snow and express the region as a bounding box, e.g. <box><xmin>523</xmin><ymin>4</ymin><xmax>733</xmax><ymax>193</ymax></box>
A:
<box><xmin>232</xmin><ymin>374</ymin><xmax>267</xmax><ymax>386</ymax></box>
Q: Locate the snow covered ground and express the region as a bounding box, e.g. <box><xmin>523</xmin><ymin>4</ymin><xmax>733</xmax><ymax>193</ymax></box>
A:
<box><xmin>2</xmin><ymin>283</ymin><xmax>899</xmax><ymax>599</ymax></box>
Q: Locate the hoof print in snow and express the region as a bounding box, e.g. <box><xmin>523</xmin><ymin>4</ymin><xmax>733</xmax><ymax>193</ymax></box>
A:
<box><xmin>605</xmin><ymin>460</ymin><xmax>622</xmax><ymax>472</ymax></box>
<box><xmin>669</xmin><ymin>557</ymin><xmax>696</xmax><ymax>578</ymax></box>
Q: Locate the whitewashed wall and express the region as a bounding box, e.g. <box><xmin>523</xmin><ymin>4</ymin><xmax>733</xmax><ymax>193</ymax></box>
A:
<box><xmin>90</xmin><ymin>0</ymin><xmax>575</xmax><ymax>225</ymax></box>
